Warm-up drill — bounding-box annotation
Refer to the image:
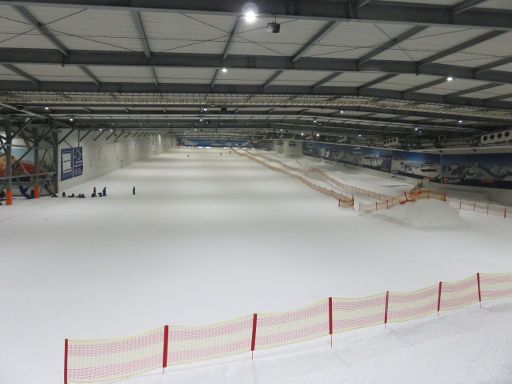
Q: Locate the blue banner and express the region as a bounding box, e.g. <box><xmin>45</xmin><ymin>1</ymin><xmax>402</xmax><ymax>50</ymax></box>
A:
<box><xmin>73</xmin><ymin>147</ymin><xmax>83</xmax><ymax>177</ymax></box>
<box><xmin>61</xmin><ymin>148</ymin><xmax>73</xmax><ymax>181</ymax></box>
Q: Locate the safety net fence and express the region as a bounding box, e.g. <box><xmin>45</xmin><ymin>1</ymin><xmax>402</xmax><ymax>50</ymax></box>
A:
<box><xmin>447</xmin><ymin>198</ymin><xmax>510</xmax><ymax>220</ymax></box>
<box><xmin>65</xmin><ymin>272</ymin><xmax>512</xmax><ymax>383</ymax></box>
<box><xmin>234</xmin><ymin>149</ymin><xmax>354</xmax><ymax>207</ymax></box>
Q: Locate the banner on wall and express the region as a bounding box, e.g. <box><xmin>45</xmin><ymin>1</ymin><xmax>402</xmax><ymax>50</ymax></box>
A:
<box><xmin>73</xmin><ymin>147</ymin><xmax>83</xmax><ymax>177</ymax></box>
<box><xmin>61</xmin><ymin>147</ymin><xmax>83</xmax><ymax>181</ymax></box>
<box><xmin>302</xmin><ymin>141</ymin><xmax>512</xmax><ymax>190</ymax></box>
<box><xmin>391</xmin><ymin>151</ymin><xmax>441</xmax><ymax>179</ymax></box>
<box><xmin>61</xmin><ymin>148</ymin><xmax>73</xmax><ymax>181</ymax></box>
<box><xmin>1</xmin><ymin>146</ymin><xmax>54</xmax><ymax>178</ymax></box>
<box><xmin>437</xmin><ymin>153</ymin><xmax>512</xmax><ymax>188</ymax></box>
<box><xmin>303</xmin><ymin>142</ymin><xmax>393</xmax><ymax>172</ymax></box>
<box><xmin>178</xmin><ymin>138</ymin><xmax>252</xmax><ymax>147</ymax></box>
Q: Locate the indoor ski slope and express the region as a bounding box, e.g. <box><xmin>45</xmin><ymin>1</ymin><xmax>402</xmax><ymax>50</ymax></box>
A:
<box><xmin>1</xmin><ymin>148</ymin><xmax>512</xmax><ymax>384</ymax></box>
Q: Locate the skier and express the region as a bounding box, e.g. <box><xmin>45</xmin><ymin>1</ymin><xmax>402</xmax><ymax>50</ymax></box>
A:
<box><xmin>187</xmin><ymin>154</ymin><xmax>189</xmax><ymax>158</ymax></box>
<box><xmin>132</xmin><ymin>186</ymin><xmax>136</xmax><ymax>195</ymax></box>
<box><xmin>92</xmin><ymin>186</ymin><xmax>97</xmax><ymax>197</ymax></box>
<box><xmin>103</xmin><ymin>186</ymin><xmax>107</xmax><ymax>197</ymax></box>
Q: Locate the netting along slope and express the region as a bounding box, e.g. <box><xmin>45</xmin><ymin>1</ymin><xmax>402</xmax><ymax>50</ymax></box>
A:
<box><xmin>64</xmin><ymin>272</ymin><xmax>512</xmax><ymax>383</ymax></box>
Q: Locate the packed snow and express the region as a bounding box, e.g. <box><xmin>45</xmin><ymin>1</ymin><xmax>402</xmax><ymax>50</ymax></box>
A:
<box><xmin>373</xmin><ymin>200</ymin><xmax>467</xmax><ymax>229</ymax></box>
<box><xmin>1</xmin><ymin>148</ymin><xmax>512</xmax><ymax>384</ymax></box>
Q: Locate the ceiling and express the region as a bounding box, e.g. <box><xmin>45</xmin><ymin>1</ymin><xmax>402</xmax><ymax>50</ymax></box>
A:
<box><xmin>1</xmin><ymin>0</ymin><xmax>512</xmax><ymax>145</ymax></box>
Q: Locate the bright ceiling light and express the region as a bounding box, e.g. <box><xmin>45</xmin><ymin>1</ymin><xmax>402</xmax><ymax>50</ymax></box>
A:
<box><xmin>447</xmin><ymin>76</ymin><xmax>454</xmax><ymax>82</ymax></box>
<box><xmin>244</xmin><ymin>10</ymin><xmax>257</xmax><ymax>23</ymax></box>
<box><xmin>221</xmin><ymin>67</ymin><xmax>228</xmax><ymax>73</ymax></box>
<box><xmin>458</xmin><ymin>120</ymin><xmax>463</xmax><ymax>123</ymax></box>
<box><xmin>69</xmin><ymin>118</ymin><xmax>74</xmax><ymax>122</ymax></box>
<box><xmin>44</xmin><ymin>106</ymin><xmax>49</xmax><ymax>110</ymax></box>
<box><xmin>340</xmin><ymin>110</ymin><xmax>344</xmax><ymax>114</ymax></box>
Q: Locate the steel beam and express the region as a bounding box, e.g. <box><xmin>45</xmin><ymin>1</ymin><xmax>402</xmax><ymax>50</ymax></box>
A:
<box><xmin>1</xmin><ymin>1</ymin><xmax>512</xmax><ymax>30</ymax></box>
<box><xmin>130</xmin><ymin>10</ymin><xmax>158</xmax><ymax>87</ymax></box>
<box><xmin>11</xmin><ymin>5</ymin><xmax>69</xmax><ymax>56</ymax></box>
<box><xmin>2</xmin><ymin>79</ymin><xmax>512</xmax><ymax>110</ymax></box>
<box><xmin>2</xmin><ymin>48</ymin><xmax>511</xmax><ymax>86</ymax></box>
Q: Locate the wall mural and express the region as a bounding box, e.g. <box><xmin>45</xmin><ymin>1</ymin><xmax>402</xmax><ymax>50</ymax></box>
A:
<box><xmin>302</xmin><ymin>142</ymin><xmax>512</xmax><ymax>190</ymax></box>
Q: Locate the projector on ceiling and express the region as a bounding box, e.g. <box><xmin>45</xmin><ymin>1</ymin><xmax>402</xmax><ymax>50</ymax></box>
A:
<box><xmin>267</xmin><ymin>22</ymin><xmax>280</xmax><ymax>33</ymax></box>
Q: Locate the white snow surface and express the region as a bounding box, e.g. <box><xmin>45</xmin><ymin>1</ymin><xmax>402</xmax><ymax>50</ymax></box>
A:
<box><xmin>373</xmin><ymin>200</ymin><xmax>467</xmax><ymax>229</ymax></box>
<box><xmin>1</xmin><ymin>148</ymin><xmax>512</xmax><ymax>384</ymax></box>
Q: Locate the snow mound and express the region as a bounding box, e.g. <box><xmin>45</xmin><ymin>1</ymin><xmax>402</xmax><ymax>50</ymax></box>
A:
<box><xmin>372</xmin><ymin>199</ymin><xmax>467</xmax><ymax>229</ymax></box>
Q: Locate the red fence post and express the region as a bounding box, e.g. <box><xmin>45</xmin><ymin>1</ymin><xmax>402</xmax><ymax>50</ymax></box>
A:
<box><xmin>64</xmin><ymin>339</ymin><xmax>68</xmax><ymax>384</ymax></box>
<box><xmin>477</xmin><ymin>273</ymin><xmax>482</xmax><ymax>308</ymax></box>
<box><xmin>162</xmin><ymin>325</ymin><xmax>169</xmax><ymax>373</ymax></box>
<box><xmin>437</xmin><ymin>282</ymin><xmax>443</xmax><ymax>315</ymax></box>
<box><xmin>384</xmin><ymin>291</ymin><xmax>389</xmax><ymax>327</ymax></box>
<box><xmin>251</xmin><ymin>314</ymin><xmax>258</xmax><ymax>360</ymax></box>
<box><xmin>328</xmin><ymin>297</ymin><xmax>333</xmax><ymax>347</ymax></box>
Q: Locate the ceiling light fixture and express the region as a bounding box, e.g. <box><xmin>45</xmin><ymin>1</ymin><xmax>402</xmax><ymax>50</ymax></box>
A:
<box><xmin>244</xmin><ymin>9</ymin><xmax>257</xmax><ymax>23</ymax></box>
<box><xmin>221</xmin><ymin>67</ymin><xmax>228</xmax><ymax>73</ymax></box>
<box><xmin>447</xmin><ymin>76</ymin><xmax>454</xmax><ymax>82</ymax></box>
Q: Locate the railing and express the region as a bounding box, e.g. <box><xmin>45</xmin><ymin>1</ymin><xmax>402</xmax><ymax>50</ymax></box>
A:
<box><xmin>64</xmin><ymin>272</ymin><xmax>512</xmax><ymax>384</ymax></box>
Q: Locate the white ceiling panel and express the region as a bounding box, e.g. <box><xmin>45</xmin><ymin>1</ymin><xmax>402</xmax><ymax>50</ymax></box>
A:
<box><xmin>25</xmin><ymin>6</ymin><xmax>141</xmax><ymax>52</ymax></box>
<box><xmin>373</xmin><ymin>0</ymin><xmax>462</xmax><ymax>5</ymax></box>
<box><xmin>0</xmin><ymin>65</ymin><xmax>25</xmax><ymax>81</ymax></box>
<box><xmin>15</xmin><ymin>64</ymin><xmax>91</xmax><ymax>82</ymax></box>
<box><xmin>324</xmin><ymin>72</ymin><xmax>387</xmax><ymax>87</ymax></box>
<box><xmin>141</xmin><ymin>12</ymin><xmax>235</xmax><ymax>54</ymax></box>
<box><xmin>216</xmin><ymin>69</ymin><xmax>276</xmax><ymax>85</ymax></box>
<box><xmin>420</xmin><ymin>79</ymin><xmax>488</xmax><ymax>95</ymax></box>
<box><xmin>0</xmin><ymin>4</ymin><xmax>55</xmax><ymax>49</ymax></box>
<box><xmin>304</xmin><ymin>22</ymin><xmax>412</xmax><ymax>59</ymax></box>
<box><xmin>495</xmin><ymin>62</ymin><xmax>512</xmax><ymax>72</ymax></box>
<box><xmin>155</xmin><ymin>68</ymin><xmax>215</xmax><ymax>84</ymax></box>
<box><xmin>378</xmin><ymin>27</ymin><xmax>489</xmax><ymax>62</ymax></box>
<box><xmin>371</xmin><ymin>74</ymin><xmax>440</xmax><ymax>91</ymax></box>
<box><xmin>476</xmin><ymin>0</ymin><xmax>512</xmax><ymax>10</ymax></box>
<box><xmin>272</xmin><ymin>70</ymin><xmax>332</xmax><ymax>86</ymax></box>
<box><xmin>463</xmin><ymin>84</ymin><xmax>512</xmax><ymax>98</ymax></box>
<box><xmin>230</xmin><ymin>17</ymin><xmax>325</xmax><ymax>56</ymax></box>
<box><xmin>89</xmin><ymin>66</ymin><xmax>154</xmax><ymax>83</ymax></box>
<box><xmin>435</xmin><ymin>32</ymin><xmax>512</xmax><ymax>68</ymax></box>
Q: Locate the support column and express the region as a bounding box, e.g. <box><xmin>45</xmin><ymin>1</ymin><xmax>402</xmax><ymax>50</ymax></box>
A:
<box><xmin>5</xmin><ymin>125</ymin><xmax>13</xmax><ymax>205</ymax></box>
<box><xmin>33</xmin><ymin>127</ymin><xmax>40</xmax><ymax>199</ymax></box>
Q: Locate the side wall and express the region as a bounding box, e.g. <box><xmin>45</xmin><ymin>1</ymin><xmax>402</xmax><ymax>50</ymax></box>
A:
<box><xmin>58</xmin><ymin>131</ymin><xmax>175</xmax><ymax>191</ymax></box>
